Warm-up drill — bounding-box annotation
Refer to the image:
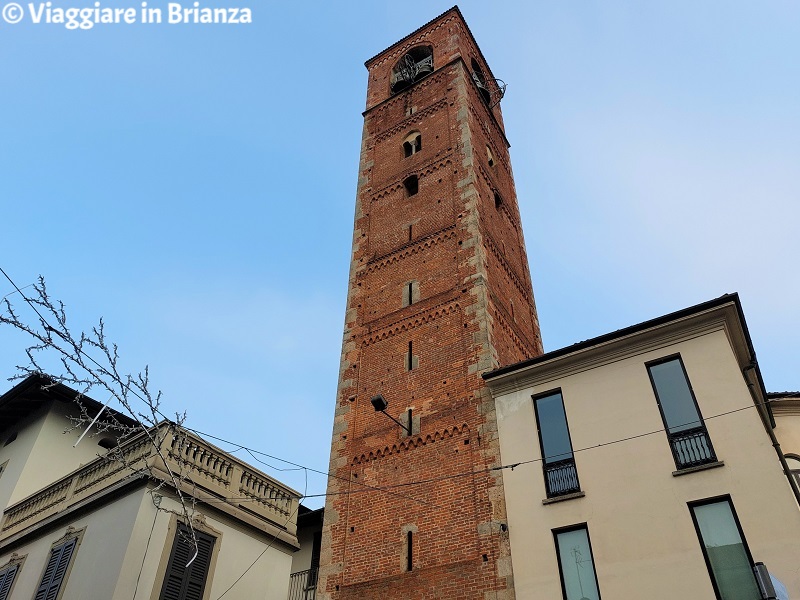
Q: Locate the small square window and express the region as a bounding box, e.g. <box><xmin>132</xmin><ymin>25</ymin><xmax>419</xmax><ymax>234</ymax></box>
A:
<box><xmin>403</xmin><ymin>175</ymin><xmax>418</xmax><ymax>197</ymax></box>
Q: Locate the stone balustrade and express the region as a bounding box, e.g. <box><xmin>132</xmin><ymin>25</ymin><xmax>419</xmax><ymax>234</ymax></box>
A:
<box><xmin>1</xmin><ymin>424</ymin><xmax>300</xmax><ymax>542</ymax></box>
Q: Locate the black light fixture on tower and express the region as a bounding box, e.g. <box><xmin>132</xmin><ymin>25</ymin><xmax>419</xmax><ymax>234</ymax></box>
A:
<box><xmin>370</xmin><ymin>394</ymin><xmax>411</xmax><ymax>436</ymax></box>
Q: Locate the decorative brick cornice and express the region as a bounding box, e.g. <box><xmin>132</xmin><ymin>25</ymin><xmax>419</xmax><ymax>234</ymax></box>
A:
<box><xmin>366</xmin><ymin>13</ymin><xmax>460</xmax><ymax>70</ymax></box>
<box><xmin>373</xmin><ymin>98</ymin><xmax>449</xmax><ymax>143</ymax></box>
<box><xmin>367</xmin><ymin>156</ymin><xmax>453</xmax><ymax>201</ymax></box>
<box><xmin>362</xmin><ymin>300</ymin><xmax>462</xmax><ymax>346</ymax></box>
<box><xmin>362</xmin><ymin>225</ymin><xmax>457</xmax><ymax>274</ymax></box>
<box><xmin>491</xmin><ymin>300</ymin><xmax>537</xmax><ymax>358</ymax></box>
<box><xmin>476</xmin><ymin>119</ymin><xmax>512</xmax><ymax>176</ymax></box>
<box><xmin>476</xmin><ymin>163</ymin><xmax>518</xmax><ymax>229</ymax></box>
<box><xmin>352</xmin><ymin>423</ymin><xmax>469</xmax><ymax>464</ymax></box>
<box><xmin>483</xmin><ymin>233</ymin><xmax>530</xmax><ymax>300</ymax></box>
<box><xmin>365</xmin><ymin>70</ymin><xmax>450</xmax><ymax>118</ymax></box>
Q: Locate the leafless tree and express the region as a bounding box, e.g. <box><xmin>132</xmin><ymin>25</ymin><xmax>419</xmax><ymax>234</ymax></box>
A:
<box><xmin>1</xmin><ymin>275</ymin><xmax>204</xmax><ymax>562</ymax></box>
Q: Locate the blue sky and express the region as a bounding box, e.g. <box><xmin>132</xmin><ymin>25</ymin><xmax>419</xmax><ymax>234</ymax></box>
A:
<box><xmin>1</xmin><ymin>1</ymin><xmax>798</xmax><ymax>506</ymax></box>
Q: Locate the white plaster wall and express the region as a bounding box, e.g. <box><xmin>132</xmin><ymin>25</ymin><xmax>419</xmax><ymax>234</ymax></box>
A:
<box><xmin>120</xmin><ymin>494</ymin><xmax>295</xmax><ymax>600</ymax></box>
<box><xmin>0</xmin><ymin>486</ymin><xmax>144</xmax><ymax>600</ymax></box>
<box><xmin>0</xmin><ymin>488</ymin><xmax>296</xmax><ymax>600</ymax></box>
<box><xmin>774</xmin><ymin>413</ymin><xmax>800</xmax><ymax>457</ymax></box>
<box><xmin>496</xmin><ymin>328</ymin><xmax>800</xmax><ymax>600</ymax></box>
<box><xmin>0</xmin><ymin>403</ymin><xmax>48</xmax><ymax>512</ymax></box>
<box><xmin>2</xmin><ymin>400</ymin><xmax>118</xmax><ymax>509</ymax></box>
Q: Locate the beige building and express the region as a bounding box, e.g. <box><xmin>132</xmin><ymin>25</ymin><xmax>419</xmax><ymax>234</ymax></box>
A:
<box><xmin>0</xmin><ymin>375</ymin><xmax>300</xmax><ymax>600</ymax></box>
<box><xmin>484</xmin><ymin>294</ymin><xmax>800</xmax><ymax>600</ymax></box>
<box><xmin>772</xmin><ymin>392</ymin><xmax>800</xmax><ymax>489</ymax></box>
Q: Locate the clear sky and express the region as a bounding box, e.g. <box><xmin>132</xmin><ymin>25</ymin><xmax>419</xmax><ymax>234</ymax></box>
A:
<box><xmin>1</xmin><ymin>1</ymin><xmax>798</xmax><ymax>507</ymax></box>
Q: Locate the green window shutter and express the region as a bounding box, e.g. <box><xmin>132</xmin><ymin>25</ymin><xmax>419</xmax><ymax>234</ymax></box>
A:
<box><xmin>159</xmin><ymin>524</ymin><xmax>215</xmax><ymax>600</ymax></box>
<box><xmin>0</xmin><ymin>564</ymin><xmax>20</xmax><ymax>600</ymax></box>
<box><xmin>34</xmin><ymin>537</ymin><xmax>77</xmax><ymax>600</ymax></box>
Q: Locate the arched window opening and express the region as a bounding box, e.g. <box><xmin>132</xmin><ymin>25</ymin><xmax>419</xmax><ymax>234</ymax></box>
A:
<box><xmin>404</xmin><ymin>175</ymin><xmax>419</xmax><ymax>197</ymax></box>
<box><xmin>471</xmin><ymin>58</ymin><xmax>491</xmax><ymax>104</ymax></box>
<box><xmin>787</xmin><ymin>455</ymin><xmax>800</xmax><ymax>487</ymax></box>
<box><xmin>403</xmin><ymin>132</ymin><xmax>422</xmax><ymax>158</ymax></box>
<box><xmin>391</xmin><ymin>46</ymin><xmax>434</xmax><ymax>94</ymax></box>
<box><xmin>494</xmin><ymin>191</ymin><xmax>503</xmax><ymax>209</ymax></box>
<box><xmin>486</xmin><ymin>146</ymin><xmax>495</xmax><ymax>167</ymax></box>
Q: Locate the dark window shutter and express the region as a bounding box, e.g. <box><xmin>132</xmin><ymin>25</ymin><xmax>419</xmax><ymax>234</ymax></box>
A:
<box><xmin>34</xmin><ymin>537</ymin><xmax>77</xmax><ymax>600</ymax></box>
<box><xmin>0</xmin><ymin>564</ymin><xmax>19</xmax><ymax>600</ymax></box>
<box><xmin>159</xmin><ymin>524</ymin><xmax>215</xmax><ymax>600</ymax></box>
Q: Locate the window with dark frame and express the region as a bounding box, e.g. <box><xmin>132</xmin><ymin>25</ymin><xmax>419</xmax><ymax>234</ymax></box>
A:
<box><xmin>533</xmin><ymin>391</ymin><xmax>580</xmax><ymax>498</ymax></box>
<box><xmin>34</xmin><ymin>536</ymin><xmax>78</xmax><ymax>600</ymax></box>
<box><xmin>689</xmin><ymin>497</ymin><xmax>760</xmax><ymax>600</ymax></box>
<box><xmin>553</xmin><ymin>525</ymin><xmax>601</xmax><ymax>600</ymax></box>
<box><xmin>0</xmin><ymin>560</ymin><xmax>20</xmax><ymax>600</ymax></box>
<box><xmin>158</xmin><ymin>523</ymin><xmax>216</xmax><ymax>600</ymax></box>
<box><xmin>647</xmin><ymin>356</ymin><xmax>717</xmax><ymax>470</ymax></box>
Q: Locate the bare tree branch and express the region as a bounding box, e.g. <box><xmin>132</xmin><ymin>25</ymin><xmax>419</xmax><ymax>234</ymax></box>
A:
<box><xmin>1</xmin><ymin>276</ymin><xmax>202</xmax><ymax>559</ymax></box>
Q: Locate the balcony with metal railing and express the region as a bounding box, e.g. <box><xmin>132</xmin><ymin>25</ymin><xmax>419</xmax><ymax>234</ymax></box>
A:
<box><xmin>544</xmin><ymin>458</ymin><xmax>581</xmax><ymax>498</ymax></box>
<box><xmin>668</xmin><ymin>425</ymin><xmax>717</xmax><ymax>469</ymax></box>
<box><xmin>287</xmin><ymin>568</ymin><xmax>318</xmax><ymax>600</ymax></box>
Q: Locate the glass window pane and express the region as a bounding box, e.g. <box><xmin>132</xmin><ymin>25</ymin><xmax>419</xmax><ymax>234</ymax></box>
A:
<box><xmin>536</xmin><ymin>393</ymin><xmax>573</xmax><ymax>463</ymax></box>
<box><xmin>555</xmin><ymin>528</ymin><xmax>600</xmax><ymax>600</ymax></box>
<box><xmin>693</xmin><ymin>501</ymin><xmax>760</xmax><ymax>600</ymax></box>
<box><xmin>649</xmin><ymin>359</ymin><xmax>701</xmax><ymax>432</ymax></box>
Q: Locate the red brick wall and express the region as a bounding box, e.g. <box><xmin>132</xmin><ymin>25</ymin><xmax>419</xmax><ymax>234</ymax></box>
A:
<box><xmin>320</xmin><ymin>9</ymin><xmax>543</xmax><ymax>600</ymax></box>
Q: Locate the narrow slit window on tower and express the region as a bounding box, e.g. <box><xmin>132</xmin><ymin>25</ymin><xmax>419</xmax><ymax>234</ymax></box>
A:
<box><xmin>408</xmin><ymin>224</ymin><xmax>413</xmax><ymax>241</ymax></box>
<box><xmin>407</xmin><ymin>341</ymin><xmax>414</xmax><ymax>371</ymax></box>
<box><xmin>402</xmin><ymin>280</ymin><xmax>418</xmax><ymax>307</ymax></box>
<box><xmin>494</xmin><ymin>191</ymin><xmax>503</xmax><ymax>209</ymax></box>
<box><xmin>406</xmin><ymin>531</ymin><xmax>413</xmax><ymax>571</ymax></box>
<box><xmin>403</xmin><ymin>132</ymin><xmax>422</xmax><ymax>158</ymax></box>
<box><xmin>487</xmin><ymin>146</ymin><xmax>494</xmax><ymax>167</ymax></box>
<box><xmin>404</xmin><ymin>175</ymin><xmax>418</xmax><ymax>197</ymax></box>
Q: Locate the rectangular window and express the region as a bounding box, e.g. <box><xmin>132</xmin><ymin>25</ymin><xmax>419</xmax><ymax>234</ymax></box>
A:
<box><xmin>689</xmin><ymin>497</ymin><xmax>760</xmax><ymax>600</ymax></box>
<box><xmin>647</xmin><ymin>356</ymin><xmax>717</xmax><ymax>469</ymax></box>
<box><xmin>554</xmin><ymin>525</ymin><xmax>601</xmax><ymax>600</ymax></box>
<box><xmin>0</xmin><ymin>562</ymin><xmax>20</xmax><ymax>600</ymax></box>
<box><xmin>159</xmin><ymin>523</ymin><xmax>216</xmax><ymax>600</ymax></box>
<box><xmin>533</xmin><ymin>391</ymin><xmax>580</xmax><ymax>497</ymax></box>
<box><xmin>34</xmin><ymin>536</ymin><xmax>77</xmax><ymax>600</ymax></box>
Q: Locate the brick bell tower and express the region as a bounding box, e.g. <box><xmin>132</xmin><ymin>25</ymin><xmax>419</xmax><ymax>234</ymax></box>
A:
<box><xmin>319</xmin><ymin>7</ymin><xmax>543</xmax><ymax>600</ymax></box>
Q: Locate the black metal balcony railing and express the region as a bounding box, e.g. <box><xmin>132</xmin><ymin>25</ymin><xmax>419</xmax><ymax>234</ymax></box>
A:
<box><xmin>544</xmin><ymin>458</ymin><xmax>580</xmax><ymax>497</ymax></box>
<box><xmin>668</xmin><ymin>426</ymin><xmax>716</xmax><ymax>469</ymax></box>
<box><xmin>288</xmin><ymin>568</ymin><xmax>318</xmax><ymax>600</ymax></box>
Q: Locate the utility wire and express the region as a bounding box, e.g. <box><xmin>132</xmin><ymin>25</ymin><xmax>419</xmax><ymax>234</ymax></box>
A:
<box><xmin>213</xmin><ymin>469</ymin><xmax>307</xmax><ymax>600</ymax></box>
<box><xmin>188</xmin><ymin>398</ymin><xmax>775</xmax><ymax>499</ymax></box>
<box><xmin>1</xmin><ymin>270</ymin><xmax>782</xmax><ymax>509</ymax></box>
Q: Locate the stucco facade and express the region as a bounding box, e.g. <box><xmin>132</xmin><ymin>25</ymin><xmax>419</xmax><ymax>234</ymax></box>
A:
<box><xmin>485</xmin><ymin>295</ymin><xmax>800</xmax><ymax>600</ymax></box>
<box><xmin>0</xmin><ymin>376</ymin><xmax>301</xmax><ymax>600</ymax></box>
